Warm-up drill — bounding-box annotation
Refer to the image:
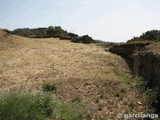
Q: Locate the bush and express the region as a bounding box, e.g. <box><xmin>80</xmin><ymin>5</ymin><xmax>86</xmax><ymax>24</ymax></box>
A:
<box><xmin>0</xmin><ymin>90</ymin><xmax>86</xmax><ymax>120</ymax></box>
<box><xmin>143</xmin><ymin>89</ymin><xmax>158</xmax><ymax>106</ymax></box>
<box><xmin>131</xmin><ymin>76</ymin><xmax>159</xmax><ymax>112</ymax></box>
<box><xmin>11</xmin><ymin>26</ymin><xmax>67</xmax><ymax>38</ymax></box>
<box><xmin>67</xmin><ymin>32</ymin><xmax>78</xmax><ymax>37</ymax></box>
<box><xmin>54</xmin><ymin>101</ymin><xmax>85</xmax><ymax>120</ymax></box>
<box><xmin>128</xmin><ymin>30</ymin><xmax>160</xmax><ymax>43</ymax></box>
<box><xmin>42</xmin><ymin>82</ymin><xmax>57</xmax><ymax>92</ymax></box>
<box><xmin>0</xmin><ymin>90</ymin><xmax>53</xmax><ymax>120</ymax></box>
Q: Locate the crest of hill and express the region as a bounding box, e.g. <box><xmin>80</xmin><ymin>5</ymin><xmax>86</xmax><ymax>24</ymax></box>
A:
<box><xmin>0</xmin><ymin>29</ymin><xmax>9</xmax><ymax>36</ymax></box>
<box><xmin>11</xmin><ymin>26</ymin><xmax>95</xmax><ymax>44</ymax></box>
<box><xmin>0</xmin><ymin>29</ymin><xmax>20</xmax><ymax>50</ymax></box>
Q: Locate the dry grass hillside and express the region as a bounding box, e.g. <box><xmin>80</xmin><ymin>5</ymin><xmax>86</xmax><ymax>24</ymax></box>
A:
<box><xmin>0</xmin><ymin>30</ymin><xmax>152</xmax><ymax>119</ymax></box>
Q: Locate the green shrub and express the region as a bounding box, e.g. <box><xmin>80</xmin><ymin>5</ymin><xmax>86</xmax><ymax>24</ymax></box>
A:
<box><xmin>131</xmin><ymin>76</ymin><xmax>159</xmax><ymax>111</ymax></box>
<box><xmin>128</xmin><ymin>30</ymin><xmax>160</xmax><ymax>43</ymax></box>
<box><xmin>54</xmin><ymin>101</ymin><xmax>85</xmax><ymax>120</ymax></box>
<box><xmin>11</xmin><ymin>26</ymin><xmax>67</xmax><ymax>38</ymax></box>
<box><xmin>42</xmin><ymin>82</ymin><xmax>57</xmax><ymax>92</ymax></box>
<box><xmin>130</xmin><ymin>76</ymin><xmax>146</xmax><ymax>89</ymax></box>
<box><xmin>0</xmin><ymin>90</ymin><xmax>53</xmax><ymax>120</ymax></box>
<box><xmin>143</xmin><ymin>89</ymin><xmax>158</xmax><ymax>106</ymax></box>
<box><xmin>0</xmin><ymin>90</ymin><xmax>86</xmax><ymax>120</ymax></box>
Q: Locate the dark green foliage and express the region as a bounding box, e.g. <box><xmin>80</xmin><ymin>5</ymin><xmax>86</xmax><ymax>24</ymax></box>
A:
<box><xmin>143</xmin><ymin>89</ymin><xmax>158</xmax><ymax>106</ymax></box>
<box><xmin>46</xmin><ymin>26</ymin><xmax>67</xmax><ymax>37</ymax></box>
<box><xmin>0</xmin><ymin>90</ymin><xmax>86</xmax><ymax>120</ymax></box>
<box><xmin>42</xmin><ymin>82</ymin><xmax>57</xmax><ymax>92</ymax></box>
<box><xmin>0</xmin><ymin>91</ymin><xmax>53</xmax><ymax>120</ymax></box>
<box><xmin>128</xmin><ymin>30</ymin><xmax>160</xmax><ymax>43</ymax></box>
<box><xmin>11</xmin><ymin>26</ymin><xmax>67</xmax><ymax>38</ymax></box>
<box><xmin>140</xmin><ymin>30</ymin><xmax>160</xmax><ymax>40</ymax></box>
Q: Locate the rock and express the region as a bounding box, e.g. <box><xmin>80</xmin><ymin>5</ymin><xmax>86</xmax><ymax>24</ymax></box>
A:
<box><xmin>59</xmin><ymin>35</ymin><xmax>72</xmax><ymax>40</ymax></box>
<box><xmin>53</xmin><ymin>34</ymin><xmax>61</xmax><ymax>38</ymax></box>
<box><xmin>71</xmin><ymin>35</ymin><xmax>94</xmax><ymax>44</ymax></box>
<box><xmin>138</xmin><ymin>101</ymin><xmax>143</xmax><ymax>105</ymax></box>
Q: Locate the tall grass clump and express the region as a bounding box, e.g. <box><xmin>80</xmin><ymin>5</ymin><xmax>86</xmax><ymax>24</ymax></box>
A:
<box><xmin>0</xmin><ymin>90</ymin><xmax>53</xmax><ymax>120</ymax></box>
<box><xmin>42</xmin><ymin>82</ymin><xmax>57</xmax><ymax>92</ymax></box>
<box><xmin>54</xmin><ymin>101</ymin><xmax>85</xmax><ymax>120</ymax></box>
<box><xmin>0</xmin><ymin>90</ymin><xmax>86</xmax><ymax>120</ymax></box>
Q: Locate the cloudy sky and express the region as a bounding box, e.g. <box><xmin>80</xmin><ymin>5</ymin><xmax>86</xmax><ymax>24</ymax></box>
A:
<box><xmin>0</xmin><ymin>0</ymin><xmax>160</xmax><ymax>42</ymax></box>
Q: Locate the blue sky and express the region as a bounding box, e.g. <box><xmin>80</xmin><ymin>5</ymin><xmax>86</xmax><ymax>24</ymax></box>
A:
<box><xmin>0</xmin><ymin>0</ymin><xmax>160</xmax><ymax>42</ymax></box>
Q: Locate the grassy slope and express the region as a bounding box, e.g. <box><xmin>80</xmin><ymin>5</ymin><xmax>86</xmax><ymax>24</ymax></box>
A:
<box><xmin>0</xmin><ymin>30</ymin><xmax>151</xmax><ymax>119</ymax></box>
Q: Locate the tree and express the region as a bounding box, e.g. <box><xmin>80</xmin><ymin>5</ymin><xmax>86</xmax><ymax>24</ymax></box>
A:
<box><xmin>128</xmin><ymin>30</ymin><xmax>160</xmax><ymax>42</ymax></box>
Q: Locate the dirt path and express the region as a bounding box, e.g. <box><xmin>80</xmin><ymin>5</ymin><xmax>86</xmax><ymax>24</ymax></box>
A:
<box><xmin>0</xmin><ymin>32</ymin><xmax>149</xmax><ymax>119</ymax></box>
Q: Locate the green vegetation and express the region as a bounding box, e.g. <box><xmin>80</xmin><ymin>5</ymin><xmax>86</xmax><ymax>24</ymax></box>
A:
<box><xmin>0</xmin><ymin>91</ymin><xmax>53</xmax><ymax>120</ymax></box>
<box><xmin>143</xmin><ymin>89</ymin><xmax>158</xmax><ymax>106</ymax></box>
<box><xmin>131</xmin><ymin>76</ymin><xmax>159</xmax><ymax>111</ymax></box>
<box><xmin>128</xmin><ymin>30</ymin><xmax>160</xmax><ymax>43</ymax></box>
<box><xmin>42</xmin><ymin>82</ymin><xmax>57</xmax><ymax>92</ymax></box>
<box><xmin>115</xmin><ymin>91</ymin><xmax>125</xmax><ymax>99</ymax></box>
<box><xmin>116</xmin><ymin>72</ymin><xmax>159</xmax><ymax>112</ymax></box>
<box><xmin>0</xmin><ymin>90</ymin><xmax>86</xmax><ymax>120</ymax></box>
<box><xmin>11</xmin><ymin>26</ymin><xmax>78</xmax><ymax>38</ymax></box>
<box><xmin>114</xmin><ymin>81</ymin><xmax>128</xmax><ymax>99</ymax></box>
<box><xmin>54</xmin><ymin>101</ymin><xmax>85</xmax><ymax>120</ymax></box>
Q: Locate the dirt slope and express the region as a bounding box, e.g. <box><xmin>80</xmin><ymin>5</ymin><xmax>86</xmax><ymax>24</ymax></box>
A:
<box><xmin>0</xmin><ymin>30</ymin><xmax>150</xmax><ymax>119</ymax></box>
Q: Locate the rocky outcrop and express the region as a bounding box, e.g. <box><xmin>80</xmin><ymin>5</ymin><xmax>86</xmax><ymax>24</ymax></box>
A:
<box><xmin>55</xmin><ymin>33</ymin><xmax>94</xmax><ymax>44</ymax></box>
<box><xmin>59</xmin><ymin>35</ymin><xmax>72</xmax><ymax>40</ymax></box>
<box><xmin>59</xmin><ymin>33</ymin><xmax>78</xmax><ymax>40</ymax></box>
<box><xmin>71</xmin><ymin>35</ymin><xmax>94</xmax><ymax>44</ymax></box>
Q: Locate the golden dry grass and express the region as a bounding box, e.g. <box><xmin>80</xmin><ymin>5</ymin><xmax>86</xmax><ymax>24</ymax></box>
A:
<box><xmin>0</xmin><ymin>31</ymin><xmax>130</xmax><ymax>90</ymax></box>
